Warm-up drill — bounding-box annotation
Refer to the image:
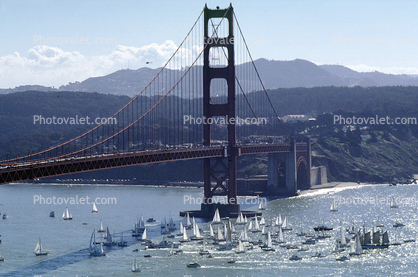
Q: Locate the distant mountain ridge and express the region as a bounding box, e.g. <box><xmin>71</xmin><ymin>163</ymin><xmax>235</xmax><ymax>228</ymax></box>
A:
<box><xmin>2</xmin><ymin>59</ymin><xmax>418</xmax><ymax>96</ymax></box>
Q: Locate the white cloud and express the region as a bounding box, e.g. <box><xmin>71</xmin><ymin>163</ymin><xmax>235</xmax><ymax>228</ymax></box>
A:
<box><xmin>0</xmin><ymin>41</ymin><xmax>179</xmax><ymax>88</ymax></box>
<box><xmin>347</xmin><ymin>64</ymin><xmax>418</xmax><ymax>75</ymax></box>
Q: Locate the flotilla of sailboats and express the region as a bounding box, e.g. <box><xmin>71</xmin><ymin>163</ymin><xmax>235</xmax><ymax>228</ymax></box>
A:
<box><xmin>23</xmin><ymin>194</ymin><xmax>407</xmax><ymax>271</ymax></box>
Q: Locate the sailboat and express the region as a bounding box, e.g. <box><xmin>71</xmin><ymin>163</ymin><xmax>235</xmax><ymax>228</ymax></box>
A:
<box><xmin>177</xmin><ymin>221</ymin><xmax>184</xmax><ymax>236</ymax></box>
<box><xmin>92</xmin><ymin>202</ymin><xmax>98</xmax><ymax>213</ymax></box>
<box><xmin>209</xmin><ymin>224</ymin><xmax>214</xmax><ymax>237</ymax></box>
<box><xmin>139</xmin><ymin>227</ymin><xmax>149</xmax><ymax>241</ymax></box>
<box><xmin>191</xmin><ymin>222</ymin><xmax>203</xmax><ymax>240</ymax></box>
<box><xmin>330</xmin><ymin>199</ymin><xmax>338</xmax><ymax>212</ymax></box>
<box><xmin>339</xmin><ymin>221</ymin><xmax>347</xmax><ymax>246</ymax></box>
<box><xmin>259</xmin><ymin>202</ymin><xmax>266</xmax><ymax>210</ymax></box>
<box><xmin>184</xmin><ymin>212</ymin><xmax>192</xmax><ymax>229</ymax></box>
<box><xmin>261</xmin><ymin>231</ymin><xmax>274</xmax><ymax>251</ymax></box>
<box><xmin>89</xmin><ymin>229</ymin><xmax>106</xmax><ymax>256</ymax></box>
<box><xmin>239</xmin><ymin>226</ymin><xmax>249</xmax><ymax>242</ymax></box>
<box><xmin>349</xmin><ymin>233</ymin><xmax>363</xmax><ymax>256</ymax></box>
<box><xmin>97</xmin><ymin>220</ymin><xmax>105</xmax><ymax>233</ymax></box>
<box><xmin>281</xmin><ymin>216</ymin><xmax>292</xmax><ymax>231</ymax></box>
<box><xmin>118</xmin><ymin>232</ymin><xmax>127</xmax><ymax>247</ymax></box>
<box><xmin>103</xmin><ymin>227</ymin><xmax>116</xmax><ymax>246</ymax></box>
<box><xmin>236</xmin><ymin>212</ymin><xmax>246</xmax><ymax>225</ymax></box>
<box><xmin>34</xmin><ymin>237</ymin><xmax>48</xmax><ymax>256</ymax></box>
<box><xmin>62</xmin><ymin>207</ymin><xmax>72</xmax><ymax>220</ymax></box>
<box><xmin>0</xmin><ymin>253</ymin><xmax>4</xmax><ymax>261</ymax></box>
<box><xmin>235</xmin><ymin>239</ymin><xmax>245</xmax><ymax>254</ymax></box>
<box><xmin>131</xmin><ymin>258</ymin><xmax>140</xmax><ymax>272</ymax></box>
<box><xmin>216</xmin><ymin>226</ymin><xmax>225</xmax><ymax>241</ymax></box>
<box><xmin>199</xmin><ymin>240</ymin><xmax>210</xmax><ymax>255</ymax></box>
<box><xmin>212</xmin><ymin>208</ymin><xmax>222</xmax><ymax>224</ymax></box>
<box><xmin>277</xmin><ymin>227</ymin><xmax>285</xmax><ymax>244</ymax></box>
<box><xmin>275</xmin><ymin>214</ymin><xmax>283</xmax><ymax>227</ymax></box>
<box><xmin>390</xmin><ymin>196</ymin><xmax>398</xmax><ymax>208</ymax></box>
<box><xmin>251</xmin><ymin>217</ymin><xmax>261</xmax><ymax>233</ymax></box>
<box><xmin>179</xmin><ymin>227</ymin><xmax>190</xmax><ymax>243</ymax></box>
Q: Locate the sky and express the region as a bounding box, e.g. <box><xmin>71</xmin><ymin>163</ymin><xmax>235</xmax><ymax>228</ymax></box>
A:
<box><xmin>1</xmin><ymin>0</ymin><xmax>417</xmax><ymax>88</ymax></box>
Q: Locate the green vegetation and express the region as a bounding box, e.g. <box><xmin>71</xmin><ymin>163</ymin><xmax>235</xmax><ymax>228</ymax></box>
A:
<box><xmin>1</xmin><ymin>86</ymin><xmax>418</xmax><ymax>183</ymax></box>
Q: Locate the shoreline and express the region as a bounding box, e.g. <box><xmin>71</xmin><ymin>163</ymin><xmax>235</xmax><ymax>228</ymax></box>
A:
<box><xmin>298</xmin><ymin>181</ymin><xmax>372</xmax><ymax>197</ymax></box>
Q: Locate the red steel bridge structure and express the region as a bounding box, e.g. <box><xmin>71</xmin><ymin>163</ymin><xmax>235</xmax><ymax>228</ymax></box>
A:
<box><xmin>0</xmin><ymin>5</ymin><xmax>311</xmax><ymax>218</ymax></box>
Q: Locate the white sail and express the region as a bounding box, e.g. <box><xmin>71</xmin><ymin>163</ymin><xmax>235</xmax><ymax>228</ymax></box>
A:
<box><xmin>248</xmin><ymin>220</ymin><xmax>253</xmax><ymax>230</ymax></box>
<box><xmin>390</xmin><ymin>196</ymin><xmax>397</xmax><ymax>208</ymax></box>
<box><xmin>259</xmin><ymin>202</ymin><xmax>263</xmax><ymax>210</ymax></box>
<box><xmin>209</xmin><ymin>224</ymin><xmax>214</xmax><ymax>237</ymax></box>
<box><xmin>276</xmin><ymin>214</ymin><xmax>282</xmax><ymax>226</ymax></box>
<box><xmin>278</xmin><ymin>227</ymin><xmax>284</xmax><ymax>242</ymax></box>
<box><xmin>92</xmin><ymin>202</ymin><xmax>98</xmax><ymax>213</ymax></box>
<box><xmin>244</xmin><ymin>215</ymin><xmax>248</xmax><ymax>223</ymax></box>
<box><xmin>186</xmin><ymin>212</ymin><xmax>191</xmax><ymax>226</ymax></box>
<box><xmin>260</xmin><ymin>217</ymin><xmax>265</xmax><ymax>225</ymax></box>
<box><xmin>213</xmin><ymin>208</ymin><xmax>221</xmax><ymax>223</ymax></box>
<box><xmin>193</xmin><ymin>220</ymin><xmax>197</xmax><ymax>236</ymax></box>
<box><xmin>267</xmin><ymin>231</ymin><xmax>272</xmax><ymax>248</ymax></box>
<box><xmin>179</xmin><ymin>221</ymin><xmax>184</xmax><ymax>234</ymax></box>
<box><xmin>34</xmin><ymin>237</ymin><xmax>48</xmax><ymax>255</ymax></box>
<box><xmin>183</xmin><ymin>227</ymin><xmax>188</xmax><ymax>240</ymax></box>
<box><xmin>62</xmin><ymin>207</ymin><xmax>72</xmax><ymax>220</ymax></box>
<box><xmin>254</xmin><ymin>217</ymin><xmax>260</xmax><ymax>230</ymax></box>
<box><xmin>217</xmin><ymin>226</ymin><xmax>224</xmax><ymax>240</ymax></box>
<box><xmin>89</xmin><ymin>229</ymin><xmax>96</xmax><ymax>254</ymax></box>
<box><xmin>355</xmin><ymin>233</ymin><xmax>362</xmax><ymax>254</ymax></box>
<box><xmin>139</xmin><ymin>214</ymin><xmax>145</xmax><ymax>228</ymax></box>
<box><xmin>330</xmin><ymin>199</ymin><xmax>337</xmax><ymax>211</ymax></box>
<box><xmin>142</xmin><ymin>228</ymin><xmax>147</xmax><ymax>240</ymax></box>
<box><xmin>132</xmin><ymin>258</ymin><xmax>140</xmax><ymax>272</ymax></box>
<box><xmin>261</xmin><ymin>225</ymin><xmax>266</xmax><ymax>234</ymax></box>
<box><xmin>243</xmin><ymin>226</ymin><xmax>249</xmax><ymax>241</ymax></box>
<box><xmin>236</xmin><ymin>213</ymin><xmax>242</xmax><ymax>224</ymax></box>
<box><xmin>106</xmin><ymin>227</ymin><xmax>112</xmax><ymax>243</ymax></box>
<box><xmin>238</xmin><ymin>239</ymin><xmax>245</xmax><ymax>252</ymax></box>
<box><xmin>195</xmin><ymin>223</ymin><xmax>202</xmax><ymax>238</ymax></box>
<box><xmin>231</xmin><ymin>223</ymin><xmax>236</xmax><ymax>233</ymax></box>
<box><xmin>282</xmin><ymin>216</ymin><xmax>288</xmax><ymax>229</ymax></box>
<box><xmin>98</xmin><ymin>220</ymin><xmax>105</xmax><ymax>232</ymax></box>
<box><xmin>227</xmin><ymin>223</ymin><xmax>232</xmax><ymax>243</ymax></box>
<box><xmin>340</xmin><ymin>221</ymin><xmax>347</xmax><ymax>245</ymax></box>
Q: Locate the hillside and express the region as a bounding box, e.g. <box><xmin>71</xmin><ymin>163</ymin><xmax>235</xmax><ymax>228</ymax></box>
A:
<box><xmin>1</xmin><ymin>87</ymin><xmax>418</xmax><ymax>183</ymax></box>
<box><xmin>3</xmin><ymin>59</ymin><xmax>418</xmax><ymax>97</ymax></box>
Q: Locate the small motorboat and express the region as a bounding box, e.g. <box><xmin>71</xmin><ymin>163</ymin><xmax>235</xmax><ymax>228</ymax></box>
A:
<box><xmin>336</xmin><ymin>255</ymin><xmax>350</xmax><ymax>261</ymax></box>
<box><xmin>289</xmin><ymin>255</ymin><xmax>302</xmax><ymax>261</ymax></box>
<box><xmin>49</xmin><ymin>211</ymin><xmax>55</xmax><ymax>217</ymax></box>
<box><xmin>187</xmin><ymin>262</ymin><xmax>201</xmax><ymax>268</ymax></box>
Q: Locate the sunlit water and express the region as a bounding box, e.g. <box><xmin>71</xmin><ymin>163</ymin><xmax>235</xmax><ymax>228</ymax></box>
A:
<box><xmin>0</xmin><ymin>182</ymin><xmax>418</xmax><ymax>276</ymax></box>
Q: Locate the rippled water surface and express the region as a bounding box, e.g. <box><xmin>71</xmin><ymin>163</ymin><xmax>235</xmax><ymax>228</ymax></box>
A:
<box><xmin>0</xmin><ymin>182</ymin><xmax>417</xmax><ymax>276</ymax></box>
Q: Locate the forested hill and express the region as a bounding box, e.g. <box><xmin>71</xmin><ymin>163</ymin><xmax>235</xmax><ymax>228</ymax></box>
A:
<box><xmin>1</xmin><ymin>86</ymin><xmax>418</xmax><ymax>183</ymax></box>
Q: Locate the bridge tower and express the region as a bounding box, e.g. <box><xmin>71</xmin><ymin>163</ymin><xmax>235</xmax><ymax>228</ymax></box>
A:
<box><xmin>201</xmin><ymin>4</ymin><xmax>240</xmax><ymax>218</ymax></box>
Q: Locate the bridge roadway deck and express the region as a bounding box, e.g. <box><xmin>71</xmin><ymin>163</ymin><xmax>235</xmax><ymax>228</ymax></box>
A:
<box><xmin>0</xmin><ymin>143</ymin><xmax>307</xmax><ymax>185</ymax></box>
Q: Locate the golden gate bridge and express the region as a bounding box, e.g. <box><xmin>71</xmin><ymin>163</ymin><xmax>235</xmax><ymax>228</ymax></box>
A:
<box><xmin>0</xmin><ymin>5</ymin><xmax>311</xmax><ymax>218</ymax></box>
